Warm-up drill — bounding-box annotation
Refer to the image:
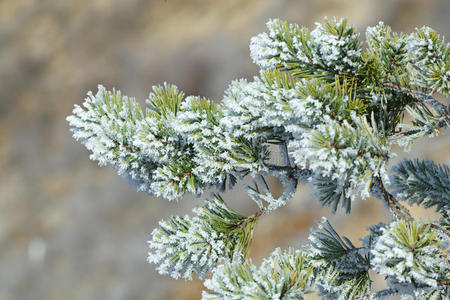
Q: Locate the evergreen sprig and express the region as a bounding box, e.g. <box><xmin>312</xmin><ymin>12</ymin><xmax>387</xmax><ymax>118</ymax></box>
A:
<box><xmin>408</xmin><ymin>26</ymin><xmax>450</xmax><ymax>95</ymax></box>
<box><xmin>306</xmin><ymin>115</ymin><xmax>390</xmax><ymax>213</ymax></box>
<box><xmin>250</xmin><ymin>18</ymin><xmax>362</xmax><ymax>80</ymax></box>
<box><xmin>391</xmin><ymin>159</ymin><xmax>450</xmax><ymax>216</ymax></box>
<box><xmin>203</xmin><ymin>248</ymin><xmax>314</xmax><ymax>300</ymax></box>
<box><xmin>308</xmin><ymin>218</ymin><xmax>371</xmax><ymax>299</ymax></box>
<box><xmin>366</xmin><ymin>22</ymin><xmax>409</xmax><ymax>86</ymax></box>
<box><xmin>394</xmin><ymin>104</ymin><xmax>450</xmax><ymax>149</ymax></box>
<box><xmin>67</xmin><ymin>85</ymin><xmax>159</xmax><ymax>193</ymax></box>
<box><xmin>148</xmin><ymin>195</ymin><xmax>258</xmax><ymax>280</ymax></box>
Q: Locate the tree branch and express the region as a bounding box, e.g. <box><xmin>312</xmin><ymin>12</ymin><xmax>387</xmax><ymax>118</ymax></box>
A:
<box><xmin>437</xmin><ymin>279</ymin><xmax>450</xmax><ymax>286</ymax></box>
<box><xmin>384</xmin><ymin>82</ymin><xmax>448</xmax><ymax>115</ymax></box>
<box><xmin>429</xmin><ymin>223</ymin><xmax>450</xmax><ymax>238</ymax></box>
<box><xmin>266</xmin><ymin>163</ymin><xmax>312</xmax><ymax>181</ymax></box>
<box><xmin>372</xmin><ymin>177</ymin><xmax>413</xmax><ymax>221</ymax></box>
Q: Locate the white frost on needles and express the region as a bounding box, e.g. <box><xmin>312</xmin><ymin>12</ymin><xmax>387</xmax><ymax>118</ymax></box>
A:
<box><xmin>66</xmin><ymin>85</ymin><xmax>159</xmax><ymax>194</ymax></box>
<box><xmin>250</xmin><ymin>18</ymin><xmax>362</xmax><ymax>75</ymax></box>
<box><xmin>371</xmin><ymin>221</ymin><xmax>449</xmax><ymax>288</ymax></box>
<box><xmin>202</xmin><ymin>248</ymin><xmax>313</xmax><ymax>300</ymax></box>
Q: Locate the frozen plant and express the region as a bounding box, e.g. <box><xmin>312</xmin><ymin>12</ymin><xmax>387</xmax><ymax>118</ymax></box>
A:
<box><xmin>68</xmin><ymin>18</ymin><xmax>449</xmax><ymax>299</ymax></box>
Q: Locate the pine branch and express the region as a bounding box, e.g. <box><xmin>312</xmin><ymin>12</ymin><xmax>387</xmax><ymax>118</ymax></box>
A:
<box><xmin>305</xmin><ymin>115</ymin><xmax>391</xmax><ymax>214</ymax></box>
<box><xmin>394</xmin><ymin>104</ymin><xmax>448</xmax><ymax>145</ymax></box>
<box><xmin>366</xmin><ymin>22</ymin><xmax>408</xmax><ymax>79</ymax></box>
<box><xmin>148</xmin><ymin>195</ymin><xmax>260</xmax><ymax>279</ymax></box>
<box><xmin>383</xmin><ymin>82</ymin><xmax>448</xmax><ymax>115</ymax></box>
<box><xmin>68</xmin><ymin>17</ymin><xmax>450</xmax><ymax>300</ymax></box>
<box><xmin>391</xmin><ymin>159</ymin><xmax>450</xmax><ymax>216</ymax></box>
<box><xmin>203</xmin><ymin>248</ymin><xmax>314</xmax><ymax>299</ymax></box>
<box><xmin>308</xmin><ymin>218</ymin><xmax>369</xmax><ymax>270</ymax></box>
<box><xmin>308</xmin><ymin>218</ymin><xmax>372</xmax><ymax>299</ymax></box>
<box><xmin>407</xmin><ymin>26</ymin><xmax>450</xmax><ymax>95</ymax></box>
<box><xmin>250</xmin><ymin>18</ymin><xmax>363</xmax><ymax>80</ymax></box>
<box><xmin>397</xmin><ymin>105</ymin><xmax>449</xmax><ymax>152</ymax></box>
<box><xmin>371</xmin><ymin>220</ymin><xmax>449</xmax><ymax>289</ymax></box>
<box><xmin>67</xmin><ymin>85</ymin><xmax>161</xmax><ymax>194</ymax></box>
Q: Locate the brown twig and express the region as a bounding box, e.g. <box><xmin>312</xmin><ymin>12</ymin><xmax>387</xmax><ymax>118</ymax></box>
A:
<box><xmin>113</xmin><ymin>140</ymin><xmax>140</xmax><ymax>152</ymax></box>
<box><xmin>429</xmin><ymin>223</ymin><xmax>450</xmax><ymax>238</ymax></box>
<box><xmin>437</xmin><ymin>279</ymin><xmax>450</xmax><ymax>286</ymax></box>
<box><xmin>374</xmin><ymin>177</ymin><xmax>413</xmax><ymax>222</ymax></box>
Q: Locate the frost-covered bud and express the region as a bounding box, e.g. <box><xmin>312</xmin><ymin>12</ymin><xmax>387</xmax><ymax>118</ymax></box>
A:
<box><xmin>134</xmin><ymin>115</ymin><xmax>182</xmax><ymax>164</ymax></box>
<box><xmin>150</xmin><ymin>164</ymin><xmax>200</xmax><ymax>201</ymax></box>
<box><xmin>175</xmin><ymin>96</ymin><xmax>238</xmax><ymax>185</ymax></box>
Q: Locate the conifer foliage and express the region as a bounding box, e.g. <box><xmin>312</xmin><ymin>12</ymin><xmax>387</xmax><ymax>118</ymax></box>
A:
<box><xmin>68</xmin><ymin>18</ymin><xmax>449</xmax><ymax>299</ymax></box>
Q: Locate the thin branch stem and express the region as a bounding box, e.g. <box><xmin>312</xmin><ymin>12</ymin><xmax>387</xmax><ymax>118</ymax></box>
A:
<box><xmin>266</xmin><ymin>163</ymin><xmax>312</xmax><ymax>181</ymax></box>
<box><xmin>384</xmin><ymin>82</ymin><xmax>448</xmax><ymax>115</ymax></box>
<box><xmin>373</xmin><ymin>177</ymin><xmax>413</xmax><ymax>221</ymax></box>
<box><xmin>438</xmin><ymin>279</ymin><xmax>450</xmax><ymax>286</ymax></box>
<box><xmin>429</xmin><ymin>223</ymin><xmax>450</xmax><ymax>238</ymax></box>
<box><xmin>230</xmin><ymin>209</ymin><xmax>263</xmax><ymax>231</ymax></box>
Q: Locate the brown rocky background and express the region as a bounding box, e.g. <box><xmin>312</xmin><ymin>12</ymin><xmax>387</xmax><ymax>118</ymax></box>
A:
<box><xmin>0</xmin><ymin>0</ymin><xmax>448</xmax><ymax>299</ymax></box>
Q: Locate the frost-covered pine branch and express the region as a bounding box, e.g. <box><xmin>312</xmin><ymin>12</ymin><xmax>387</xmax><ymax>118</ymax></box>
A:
<box><xmin>307</xmin><ymin>217</ymin><xmax>371</xmax><ymax>299</ymax></box>
<box><xmin>147</xmin><ymin>195</ymin><xmax>259</xmax><ymax>279</ymax></box>
<box><xmin>203</xmin><ymin>248</ymin><xmax>314</xmax><ymax>299</ymax></box>
<box><xmin>68</xmin><ymin>17</ymin><xmax>449</xmax><ymax>299</ymax></box>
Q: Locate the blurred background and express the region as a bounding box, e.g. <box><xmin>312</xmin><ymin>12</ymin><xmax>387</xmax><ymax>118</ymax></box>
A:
<box><xmin>0</xmin><ymin>0</ymin><xmax>449</xmax><ymax>299</ymax></box>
